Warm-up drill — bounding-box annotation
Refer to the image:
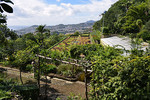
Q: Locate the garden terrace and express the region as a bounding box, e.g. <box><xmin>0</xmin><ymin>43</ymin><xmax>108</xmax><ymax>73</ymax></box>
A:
<box><xmin>51</xmin><ymin>36</ymin><xmax>91</xmax><ymax>51</ymax></box>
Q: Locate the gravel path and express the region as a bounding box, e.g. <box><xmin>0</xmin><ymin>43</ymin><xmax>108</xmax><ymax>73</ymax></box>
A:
<box><xmin>0</xmin><ymin>65</ymin><xmax>86</xmax><ymax>99</ymax></box>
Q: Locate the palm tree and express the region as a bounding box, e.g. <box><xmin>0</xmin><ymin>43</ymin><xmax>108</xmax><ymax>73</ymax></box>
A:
<box><xmin>35</xmin><ymin>25</ymin><xmax>47</xmax><ymax>33</ymax></box>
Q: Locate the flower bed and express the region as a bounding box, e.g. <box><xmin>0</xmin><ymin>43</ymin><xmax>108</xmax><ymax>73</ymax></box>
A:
<box><xmin>52</xmin><ymin>36</ymin><xmax>91</xmax><ymax>51</ymax></box>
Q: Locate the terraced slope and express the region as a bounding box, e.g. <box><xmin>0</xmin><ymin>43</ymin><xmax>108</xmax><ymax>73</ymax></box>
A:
<box><xmin>52</xmin><ymin>36</ymin><xmax>91</xmax><ymax>51</ymax></box>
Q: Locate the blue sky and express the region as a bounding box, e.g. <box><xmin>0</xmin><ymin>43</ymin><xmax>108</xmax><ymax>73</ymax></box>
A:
<box><xmin>44</xmin><ymin>0</ymin><xmax>90</xmax><ymax>5</ymax></box>
<box><xmin>7</xmin><ymin>0</ymin><xmax>118</xmax><ymax>26</ymax></box>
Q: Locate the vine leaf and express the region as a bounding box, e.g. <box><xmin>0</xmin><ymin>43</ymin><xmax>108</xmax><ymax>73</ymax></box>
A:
<box><xmin>0</xmin><ymin>3</ymin><xmax>13</xmax><ymax>13</ymax></box>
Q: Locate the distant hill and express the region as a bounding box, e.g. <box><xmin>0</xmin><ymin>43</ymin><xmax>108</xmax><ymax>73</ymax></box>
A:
<box><xmin>15</xmin><ymin>20</ymin><xmax>95</xmax><ymax>35</ymax></box>
<box><xmin>8</xmin><ymin>26</ymin><xmax>28</xmax><ymax>30</ymax></box>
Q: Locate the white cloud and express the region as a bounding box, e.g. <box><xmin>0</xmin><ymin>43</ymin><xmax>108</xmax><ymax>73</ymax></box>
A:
<box><xmin>7</xmin><ymin>0</ymin><xmax>118</xmax><ymax>26</ymax></box>
<box><xmin>56</xmin><ymin>0</ymin><xmax>61</xmax><ymax>2</ymax></box>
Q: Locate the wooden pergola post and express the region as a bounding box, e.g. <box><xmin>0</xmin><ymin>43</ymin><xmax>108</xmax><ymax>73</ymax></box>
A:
<box><xmin>80</xmin><ymin>54</ymin><xmax>88</xmax><ymax>100</ymax></box>
<box><xmin>85</xmin><ymin>66</ymin><xmax>88</xmax><ymax>100</ymax></box>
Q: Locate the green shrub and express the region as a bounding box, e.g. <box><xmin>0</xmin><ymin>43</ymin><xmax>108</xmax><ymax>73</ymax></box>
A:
<box><xmin>81</xmin><ymin>34</ymin><xmax>90</xmax><ymax>37</ymax></box>
<box><xmin>144</xmin><ymin>20</ymin><xmax>150</xmax><ymax>31</ymax></box>
<box><xmin>47</xmin><ymin>64</ymin><xmax>57</xmax><ymax>73</ymax></box>
<box><xmin>57</xmin><ymin>64</ymin><xmax>72</xmax><ymax>74</ymax></box>
<box><xmin>101</xmin><ymin>27</ymin><xmax>109</xmax><ymax>33</ymax></box>
<box><xmin>67</xmin><ymin>93</ymin><xmax>84</xmax><ymax>100</ymax></box>
<box><xmin>139</xmin><ymin>30</ymin><xmax>150</xmax><ymax>41</ymax></box>
<box><xmin>0</xmin><ymin>90</ymin><xmax>12</xmax><ymax>100</ymax></box>
<box><xmin>77</xmin><ymin>72</ymin><xmax>85</xmax><ymax>82</ymax></box>
<box><xmin>2</xmin><ymin>61</ymin><xmax>9</xmax><ymax>66</ymax></box>
<box><xmin>90</xmin><ymin>56</ymin><xmax>150</xmax><ymax>100</ymax></box>
<box><xmin>15</xmin><ymin>85</ymin><xmax>39</xmax><ymax>100</ymax></box>
<box><xmin>74</xmin><ymin>66</ymin><xmax>83</xmax><ymax>75</ymax></box>
<box><xmin>25</xmin><ymin>64</ymin><xmax>33</xmax><ymax>72</ymax></box>
<box><xmin>57</xmin><ymin>64</ymin><xmax>83</xmax><ymax>77</ymax></box>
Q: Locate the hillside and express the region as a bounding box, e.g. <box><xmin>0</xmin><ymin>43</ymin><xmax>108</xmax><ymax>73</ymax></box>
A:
<box><xmin>51</xmin><ymin>36</ymin><xmax>91</xmax><ymax>51</ymax></box>
<box><xmin>93</xmin><ymin>0</ymin><xmax>150</xmax><ymax>41</ymax></box>
<box><xmin>15</xmin><ymin>20</ymin><xmax>95</xmax><ymax>35</ymax></box>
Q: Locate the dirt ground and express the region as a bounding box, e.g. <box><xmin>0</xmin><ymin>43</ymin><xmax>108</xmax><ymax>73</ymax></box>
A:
<box><xmin>0</xmin><ymin>65</ymin><xmax>86</xmax><ymax>100</ymax></box>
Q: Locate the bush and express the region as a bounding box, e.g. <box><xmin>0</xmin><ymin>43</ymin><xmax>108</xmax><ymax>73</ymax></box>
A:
<box><xmin>0</xmin><ymin>90</ymin><xmax>12</xmax><ymax>100</ymax></box>
<box><xmin>101</xmin><ymin>27</ymin><xmax>109</xmax><ymax>33</ymax></box>
<box><xmin>139</xmin><ymin>30</ymin><xmax>150</xmax><ymax>41</ymax></box>
<box><xmin>144</xmin><ymin>20</ymin><xmax>150</xmax><ymax>31</ymax></box>
<box><xmin>2</xmin><ymin>61</ymin><xmax>9</xmax><ymax>66</ymax></box>
<box><xmin>90</xmin><ymin>56</ymin><xmax>150</xmax><ymax>100</ymax></box>
<box><xmin>15</xmin><ymin>85</ymin><xmax>39</xmax><ymax>100</ymax></box>
<box><xmin>47</xmin><ymin>64</ymin><xmax>57</xmax><ymax>73</ymax></box>
<box><xmin>70</xmin><ymin>44</ymin><xmax>103</xmax><ymax>59</ymax></box>
<box><xmin>57</xmin><ymin>64</ymin><xmax>83</xmax><ymax>77</ymax></box>
<box><xmin>57</xmin><ymin>64</ymin><xmax>73</xmax><ymax>75</ymax></box>
<box><xmin>25</xmin><ymin>64</ymin><xmax>33</xmax><ymax>72</ymax></box>
<box><xmin>81</xmin><ymin>34</ymin><xmax>90</xmax><ymax>37</ymax></box>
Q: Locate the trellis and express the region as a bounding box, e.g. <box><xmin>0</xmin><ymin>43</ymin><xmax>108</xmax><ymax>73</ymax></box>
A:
<box><xmin>36</xmin><ymin>54</ymin><xmax>95</xmax><ymax>100</ymax></box>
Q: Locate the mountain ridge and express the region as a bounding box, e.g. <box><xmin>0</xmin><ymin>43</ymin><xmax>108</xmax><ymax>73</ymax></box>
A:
<box><xmin>14</xmin><ymin>20</ymin><xmax>96</xmax><ymax>35</ymax></box>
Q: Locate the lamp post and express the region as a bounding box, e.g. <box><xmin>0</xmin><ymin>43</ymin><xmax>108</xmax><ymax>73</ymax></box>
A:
<box><xmin>80</xmin><ymin>54</ymin><xmax>88</xmax><ymax>100</ymax></box>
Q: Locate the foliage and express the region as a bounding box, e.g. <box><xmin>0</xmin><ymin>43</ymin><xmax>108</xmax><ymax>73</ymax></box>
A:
<box><xmin>73</xmin><ymin>31</ymin><xmax>80</xmax><ymax>36</ymax></box>
<box><xmin>138</xmin><ymin>20</ymin><xmax>150</xmax><ymax>41</ymax></box>
<box><xmin>0</xmin><ymin>73</ymin><xmax>18</xmax><ymax>99</ymax></box>
<box><xmin>67</xmin><ymin>93</ymin><xmax>84</xmax><ymax>100</ymax></box>
<box><xmin>0</xmin><ymin>25</ymin><xmax>18</xmax><ymax>45</ymax></box>
<box><xmin>144</xmin><ymin>20</ymin><xmax>150</xmax><ymax>31</ymax></box>
<box><xmin>0</xmin><ymin>73</ymin><xmax>39</xmax><ymax>100</ymax></box>
<box><xmin>41</xmin><ymin>63</ymin><xmax>57</xmax><ymax>74</ymax></box>
<box><xmin>90</xmin><ymin>56</ymin><xmax>150</xmax><ymax>100</ymax></box>
<box><xmin>25</xmin><ymin>64</ymin><xmax>33</xmax><ymax>72</ymax></box>
<box><xmin>138</xmin><ymin>29</ymin><xmax>150</xmax><ymax>41</ymax></box>
<box><xmin>122</xmin><ymin>3</ymin><xmax>150</xmax><ymax>34</ymax></box>
<box><xmin>57</xmin><ymin>64</ymin><xmax>73</xmax><ymax>76</ymax></box>
<box><xmin>0</xmin><ymin>90</ymin><xmax>12</xmax><ymax>100</ymax></box>
<box><xmin>57</xmin><ymin>64</ymin><xmax>83</xmax><ymax>77</ymax></box>
<box><xmin>15</xmin><ymin>85</ymin><xmax>39</xmax><ymax>100</ymax></box>
<box><xmin>13</xmin><ymin>49</ymin><xmax>34</xmax><ymax>68</ymax></box>
<box><xmin>70</xmin><ymin>44</ymin><xmax>122</xmax><ymax>60</ymax></box>
<box><xmin>93</xmin><ymin>0</ymin><xmax>150</xmax><ymax>35</ymax></box>
<box><xmin>47</xmin><ymin>64</ymin><xmax>57</xmax><ymax>73</ymax></box>
<box><xmin>90</xmin><ymin>30</ymin><xmax>101</xmax><ymax>44</ymax></box>
<box><xmin>80</xmin><ymin>33</ymin><xmax>90</xmax><ymax>37</ymax></box>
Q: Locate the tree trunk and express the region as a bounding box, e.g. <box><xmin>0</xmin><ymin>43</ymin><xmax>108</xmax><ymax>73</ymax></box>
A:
<box><xmin>44</xmin><ymin>75</ymin><xmax>47</xmax><ymax>100</ymax></box>
<box><xmin>85</xmin><ymin>66</ymin><xmax>88</xmax><ymax>100</ymax></box>
<box><xmin>20</xmin><ymin>67</ymin><xmax>23</xmax><ymax>84</ymax></box>
<box><xmin>38</xmin><ymin>57</ymin><xmax>40</xmax><ymax>96</ymax></box>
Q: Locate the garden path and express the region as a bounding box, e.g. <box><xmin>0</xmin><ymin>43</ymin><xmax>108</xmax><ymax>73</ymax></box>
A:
<box><xmin>0</xmin><ymin>65</ymin><xmax>86</xmax><ymax>99</ymax></box>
